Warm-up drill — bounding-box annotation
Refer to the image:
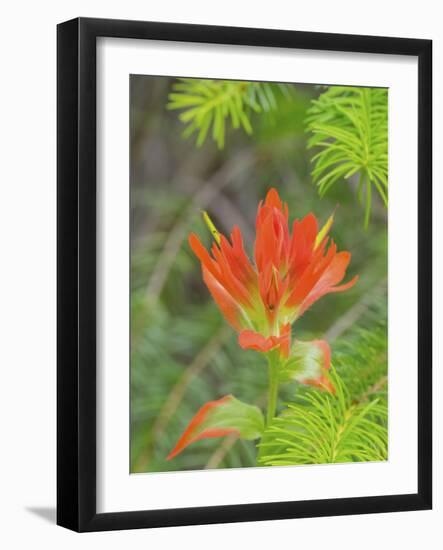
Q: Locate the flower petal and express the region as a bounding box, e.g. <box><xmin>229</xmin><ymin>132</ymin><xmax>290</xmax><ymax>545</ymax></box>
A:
<box><xmin>238</xmin><ymin>324</ymin><xmax>291</xmax><ymax>358</ymax></box>
<box><xmin>286</xmin><ymin>242</ymin><xmax>358</xmax><ymax>317</ymax></box>
<box><xmin>167</xmin><ymin>395</ymin><xmax>265</xmax><ymax>460</ymax></box>
<box><xmin>202</xmin><ymin>267</ymin><xmax>245</xmax><ymax>331</ymax></box>
<box><xmin>255</xmin><ymin>188</ymin><xmax>290</xmax><ymax>272</ymax></box>
<box><xmin>299</xmin><ymin>252</ymin><xmax>358</xmax><ymax>315</ymax></box>
<box><xmin>238</xmin><ymin>330</ymin><xmax>275</xmax><ymax>353</ymax></box>
<box><xmin>264</xmin><ymin>188</ymin><xmax>287</xmax><ymax>217</ymax></box>
<box><xmin>285</xmin><ymin>240</ymin><xmax>335</xmax><ymax>309</ymax></box>
<box><xmin>188</xmin><ymin>233</ymin><xmax>220</xmax><ymax>280</ymax></box>
<box><xmin>289</xmin><ymin>213</ymin><xmax>318</xmax><ymax>274</ymax></box>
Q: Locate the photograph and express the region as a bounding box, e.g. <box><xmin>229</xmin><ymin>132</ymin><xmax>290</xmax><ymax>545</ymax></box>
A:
<box><xmin>130</xmin><ymin>76</ymin><xmax>388</xmax><ymax>474</ymax></box>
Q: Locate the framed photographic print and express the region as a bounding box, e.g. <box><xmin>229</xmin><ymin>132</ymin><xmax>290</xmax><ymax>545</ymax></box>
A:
<box><xmin>57</xmin><ymin>17</ymin><xmax>432</xmax><ymax>532</ymax></box>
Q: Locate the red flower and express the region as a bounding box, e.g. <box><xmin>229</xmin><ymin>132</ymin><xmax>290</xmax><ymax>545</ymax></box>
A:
<box><xmin>189</xmin><ymin>188</ymin><xmax>357</xmax><ymax>358</ymax></box>
<box><xmin>167</xmin><ymin>191</ymin><xmax>356</xmax><ymax>461</ymax></box>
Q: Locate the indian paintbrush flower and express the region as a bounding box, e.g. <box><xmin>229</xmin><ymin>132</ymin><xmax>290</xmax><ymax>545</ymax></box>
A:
<box><xmin>188</xmin><ymin>189</ymin><xmax>357</xmax><ymax>357</ymax></box>
<box><xmin>167</xmin><ymin>188</ymin><xmax>358</xmax><ymax>460</ymax></box>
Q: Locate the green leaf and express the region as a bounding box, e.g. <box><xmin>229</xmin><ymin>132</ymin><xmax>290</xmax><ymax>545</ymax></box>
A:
<box><xmin>306</xmin><ymin>86</ymin><xmax>388</xmax><ymax>227</ymax></box>
<box><xmin>167</xmin><ymin>395</ymin><xmax>265</xmax><ymax>459</ymax></box>
<box><xmin>258</xmin><ymin>312</ymin><xmax>388</xmax><ymax>467</ymax></box>
<box><xmin>167</xmin><ymin>78</ymin><xmax>290</xmax><ymax>148</ymax></box>
<box><xmin>258</xmin><ymin>369</ymin><xmax>387</xmax><ymax>466</ymax></box>
<box><xmin>279</xmin><ymin>339</ymin><xmax>332</xmax><ymax>392</ymax></box>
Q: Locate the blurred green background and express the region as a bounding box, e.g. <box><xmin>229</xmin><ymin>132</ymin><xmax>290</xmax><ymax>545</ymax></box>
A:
<box><xmin>130</xmin><ymin>76</ymin><xmax>387</xmax><ymax>473</ymax></box>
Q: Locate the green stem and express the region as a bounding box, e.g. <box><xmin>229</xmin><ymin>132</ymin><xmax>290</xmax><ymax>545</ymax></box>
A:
<box><xmin>266</xmin><ymin>352</ymin><xmax>280</xmax><ymax>426</ymax></box>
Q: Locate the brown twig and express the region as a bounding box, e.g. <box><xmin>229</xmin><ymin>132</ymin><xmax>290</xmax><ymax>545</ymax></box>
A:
<box><xmin>133</xmin><ymin>325</ymin><xmax>231</xmax><ymax>472</ymax></box>
<box><xmin>152</xmin><ymin>325</ymin><xmax>231</xmax><ymax>441</ymax></box>
<box><xmin>358</xmin><ymin>374</ymin><xmax>388</xmax><ymax>403</ymax></box>
<box><xmin>145</xmin><ymin>150</ymin><xmax>256</xmax><ymax>300</ymax></box>
<box><xmin>210</xmin><ymin>193</ymin><xmax>255</xmax><ymax>244</ymax></box>
<box><xmin>323</xmin><ymin>278</ymin><xmax>387</xmax><ymax>342</ymax></box>
<box><xmin>205</xmin><ymin>433</ymin><xmax>240</xmax><ymax>469</ymax></box>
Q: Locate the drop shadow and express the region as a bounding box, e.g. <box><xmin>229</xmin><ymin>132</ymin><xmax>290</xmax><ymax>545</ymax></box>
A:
<box><xmin>26</xmin><ymin>506</ymin><xmax>56</xmax><ymax>524</ymax></box>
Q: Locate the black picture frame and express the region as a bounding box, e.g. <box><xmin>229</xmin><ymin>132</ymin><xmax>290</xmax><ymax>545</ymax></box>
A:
<box><xmin>57</xmin><ymin>17</ymin><xmax>432</xmax><ymax>532</ymax></box>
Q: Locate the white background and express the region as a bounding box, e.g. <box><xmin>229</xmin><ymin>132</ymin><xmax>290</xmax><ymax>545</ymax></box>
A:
<box><xmin>0</xmin><ymin>1</ymin><xmax>441</xmax><ymax>548</ymax></box>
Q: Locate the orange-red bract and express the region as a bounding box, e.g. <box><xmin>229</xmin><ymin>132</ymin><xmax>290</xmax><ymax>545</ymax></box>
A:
<box><xmin>167</xmin><ymin>395</ymin><xmax>265</xmax><ymax>460</ymax></box>
<box><xmin>167</xmin><ymin>396</ymin><xmax>237</xmax><ymax>460</ymax></box>
<box><xmin>291</xmin><ymin>339</ymin><xmax>335</xmax><ymax>394</ymax></box>
<box><xmin>189</xmin><ymin>188</ymin><xmax>358</xmax><ymax>353</ymax></box>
